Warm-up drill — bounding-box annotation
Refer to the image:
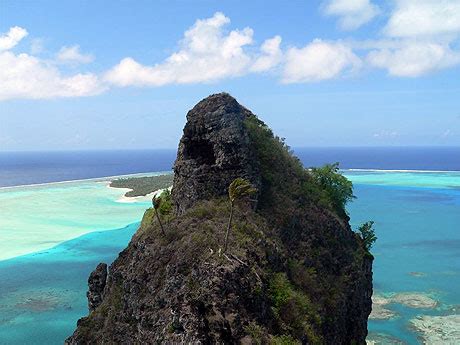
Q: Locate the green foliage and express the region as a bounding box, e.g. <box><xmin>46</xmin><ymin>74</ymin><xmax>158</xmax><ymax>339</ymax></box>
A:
<box><xmin>270</xmin><ymin>335</ymin><xmax>301</xmax><ymax>345</ymax></box>
<box><xmin>228</xmin><ymin>177</ymin><xmax>258</xmax><ymax>203</ymax></box>
<box><xmin>244</xmin><ymin>322</ymin><xmax>265</xmax><ymax>344</ymax></box>
<box><xmin>158</xmin><ymin>189</ymin><xmax>172</xmax><ymax>216</ymax></box>
<box><xmin>245</xmin><ymin>115</ymin><xmax>354</xmax><ymax>222</ymax></box>
<box><xmin>268</xmin><ymin>273</ymin><xmax>321</xmax><ymax>343</ymax></box>
<box><xmin>269</xmin><ymin>273</ymin><xmax>292</xmax><ymax>312</ymax></box>
<box><xmin>152</xmin><ymin>194</ymin><xmax>167</xmax><ymax>236</ymax></box>
<box><xmin>357</xmin><ymin>221</ymin><xmax>377</xmax><ymax>251</ymax></box>
<box><xmin>225</xmin><ymin>178</ymin><xmax>257</xmax><ymax>252</ymax></box>
<box><xmin>244</xmin><ymin>115</ymin><xmax>305</xmax><ymax>211</ymax></box>
<box><xmin>110</xmin><ymin>174</ymin><xmax>173</xmax><ymax>197</ymax></box>
<box><xmin>309</xmin><ymin>163</ymin><xmax>355</xmax><ymax>215</ymax></box>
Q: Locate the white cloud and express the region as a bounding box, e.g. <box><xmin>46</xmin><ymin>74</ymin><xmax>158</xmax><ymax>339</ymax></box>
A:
<box><xmin>57</xmin><ymin>45</ymin><xmax>94</xmax><ymax>64</ymax></box>
<box><xmin>385</xmin><ymin>0</ymin><xmax>460</xmax><ymax>38</ymax></box>
<box><xmin>0</xmin><ymin>51</ymin><xmax>104</xmax><ymax>100</ymax></box>
<box><xmin>0</xmin><ymin>26</ymin><xmax>28</xmax><ymax>51</ymax></box>
<box><xmin>282</xmin><ymin>39</ymin><xmax>361</xmax><ymax>83</ymax></box>
<box><xmin>251</xmin><ymin>35</ymin><xmax>283</xmax><ymax>72</ymax></box>
<box><xmin>105</xmin><ymin>13</ymin><xmax>285</xmax><ymax>87</ymax></box>
<box><xmin>324</xmin><ymin>0</ymin><xmax>380</xmax><ymax>30</ymax></box>
<box><xmin>367</xmin><ymin>41</ymin><xmax>460</xmax><ymax>77</ymax></box>
<box><xmin>0</xmin><ymin>26</ymin><xmax>104</xmax><ymax>101</ymax></box>
<box><xmin>105</xmin><ymin>12</ymin><xmax>258</xmax><ymax>86</ymax></box>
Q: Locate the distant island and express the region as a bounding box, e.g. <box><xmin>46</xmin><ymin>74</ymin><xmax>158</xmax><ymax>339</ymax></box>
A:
<box><xmin>109</xmin><ymin>174</ymin><xmax>173</xmax><ymax>197</ymax></box>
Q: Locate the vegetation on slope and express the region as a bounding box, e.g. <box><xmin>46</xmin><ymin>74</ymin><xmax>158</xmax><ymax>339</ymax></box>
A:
<box><xmin>68</xmin><ymin>111</ymin><xmax>373</xmax><ymax>344</ymax></box>
<box><xmin>110</xmin><ymin>174</ymin><xmax>173</xmax><ymax>197</ymax></box>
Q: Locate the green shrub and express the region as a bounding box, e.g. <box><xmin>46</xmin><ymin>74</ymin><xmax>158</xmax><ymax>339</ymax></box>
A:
<box><xmin>309</xmin><ymin>163</ymin><xmax>355</xmax><ymax>216</ymax></box>
<box><xmin>270</xmin><ymin>335</ymin><xmax>301</xmax><ymax>345</ymax></box>
<box><xmin>158</xmin><ymin>189</ymin><xmax>172</xmax><ymax>216</ymax></box>
<box><xmin>268</xmin><ymin>273</ymin><xmax>321</xmax><ymax>343</ymax></box>
<box><xmin>244</xmin><ymin>322</ymin><xmax>265</xmax><ymax>344</ymax></box>
<box><xmin>357</xmin><ymin>221</ymin><xmax>377</xmax><ymax>251</ymax></box>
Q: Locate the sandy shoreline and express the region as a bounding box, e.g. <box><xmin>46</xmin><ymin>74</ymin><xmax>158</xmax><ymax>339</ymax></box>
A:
<box><xmin>106</xmin><ymin>183</ymin><xmax>171</xmax><ymax>203</ymax></box>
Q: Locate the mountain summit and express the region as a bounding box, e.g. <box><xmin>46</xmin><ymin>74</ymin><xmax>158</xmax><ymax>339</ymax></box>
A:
<box><xmin>172</xmin><ymin>93</ymin><xmax>260</xmax><ymax>215</ymax></box>
<box><xmin>66</xmin><ymin>93</ymin><xmax>373</xmax><ymax>344</ymax></box>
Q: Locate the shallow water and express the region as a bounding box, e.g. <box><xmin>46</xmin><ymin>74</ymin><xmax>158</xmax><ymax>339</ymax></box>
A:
<box><xmin>0</xmin><ymin>173</ymin><xmax>166</xmax><ymax>260</ymax></box>
<box><xmin>0</xmin><ymin>171</ymin><xmax>458</xmax><ymax>344</ymax></box>
<box><xmin>0</xmin><ymin>223</ymin><xmax>138</xmax><ymax>344</ymax></box>
<box><xmin>345</xmin><ymin>171</ymin><xmax>460</xmax><ymax>344</ymax></box>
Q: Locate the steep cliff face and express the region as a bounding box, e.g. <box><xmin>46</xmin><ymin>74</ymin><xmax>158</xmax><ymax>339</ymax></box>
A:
<box><xmin>172</xmin><ymin>93</ymin><xmax>260</xmax><ymax>215</ymax></box>
<box><xmin>66</xmin><ymin>93</ymin><xmax>372</xmax><ymax>344</ymax></box>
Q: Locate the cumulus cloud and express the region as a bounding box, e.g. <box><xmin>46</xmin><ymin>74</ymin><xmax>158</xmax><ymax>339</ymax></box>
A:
<box><xmin>282</xmin><ymin>39</ymin><xmax>361</xmax><ymax>83</ymax></box>
<box><xmin>250</xmin><ymin>35</ymin><xmax>283</xmax><ymax>72</ymax></box>
<box><xmin>57</xmin><ymin>45</ymin><xmax>94</xmax><ymax>64</ymax></box>
<box><xmin>0</xmin><ymin>26</ymin><xmax>28</xmax><ymax>51</ymax></box>
<box><xmin>324</xmin><ymin>0</ymin><xmax>380</xmax><ymax>30</ymax></box>
<box><xmin>367</xmin><ymin>41</ymin><xmax>460</xmax><ymax>77</ymax></box>
<box><xmin>384</xmin><ymin>0</ymin><xmax>460</xmax><ymax>38</ymax></box>
<box><xmin>0</xmin><ymin>51</ymin><xmax>105</xmax><ymax>101</ymax></box>
<box><xmin>0</xmin><ymin>27</ymin><xmax>104</xmax><ymax>101</ymax></box>
<box><xmin>105</xmin><ymin>12</ymin><xmax>260</xmax><ymax>86</ymax></box>
<box><xmin>365</xmin><ymin>0</ymin><xmax>460</xmax><ymax>77</ymax></box>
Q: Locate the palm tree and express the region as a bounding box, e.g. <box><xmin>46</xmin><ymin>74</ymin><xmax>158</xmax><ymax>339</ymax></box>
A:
<box><xmin>152</xmin><ymin>195</ymin><xmax>166</xmax><ymax>236</ymax></box>
<box><xmin>224</xmin><ymin>178</ymin><xmax>257</xmax><ymax>252</ymax></box>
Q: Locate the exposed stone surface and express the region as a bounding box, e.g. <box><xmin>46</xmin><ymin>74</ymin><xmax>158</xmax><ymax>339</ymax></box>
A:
<box><xmin>66</xmin><ymin>93</ymin><xmax>373</xmax><ymax>344</ymax></box>
<box><xmin>172</xmin><ymin>93</ymin><xmax>260</xmax><ymax>214</ymax></box>
<box><xmin>86</xmin><ymin>263</ymin><xmax>107</xmax><ymax>312</ymax></box>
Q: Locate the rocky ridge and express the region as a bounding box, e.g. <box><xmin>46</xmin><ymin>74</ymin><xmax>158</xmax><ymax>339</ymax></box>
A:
<box><xmin>66</xmin><ymin>93</ymin><xmax>373</xmax><ymax>344</ymax></box>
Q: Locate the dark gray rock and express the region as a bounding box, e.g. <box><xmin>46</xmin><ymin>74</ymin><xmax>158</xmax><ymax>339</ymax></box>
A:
<box><xmin>66</xmin><ymin>93</ymin><xmax>373</xmax><ymax>345</ymax></box>
<box><xmin>172</xmin><ymin>93</ymin><xmax>260</xmax><ymax>214</ymax></box>
<box><xmin>86</xmin><ymin>262</ymin><xmax>107</xmax><ymax>311</ymax></box>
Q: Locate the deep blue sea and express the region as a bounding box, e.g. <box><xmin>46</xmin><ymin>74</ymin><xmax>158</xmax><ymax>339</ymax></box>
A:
<box><xmin>0</xmin><ymin>147</ymin><xmax>459</xmax><ymax>344</ymax></box>
<box><xmin>1</xmin><ymin>147</ymin><xmax>459</xmax><ymax>188</ymax></box>
<box><xmin>0</xmin><ymin>150</ymin><xmax>176</xmax><ymax>187</ymax></box>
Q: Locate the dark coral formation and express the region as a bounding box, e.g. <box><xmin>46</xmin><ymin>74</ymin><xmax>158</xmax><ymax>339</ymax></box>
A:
<box><xmin>66</xmin><ymin>93</ymin><xmax>372</xmax><ymax>344</ymax></box>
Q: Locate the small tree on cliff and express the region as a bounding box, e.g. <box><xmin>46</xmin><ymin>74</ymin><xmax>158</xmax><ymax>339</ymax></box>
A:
<box><xmin>224</xmin><ymin>178</ymin><xmax>257</xmax><ymax>252</ymax></box>
<box><xmin>152</xmin><ymin>195</ymin><xmax>166</xmax><ymax>236</ymax></box>
<box><xmin>357</xmin><ymin>221</ymin><xmax>377</xmax><ymax>251</ymax></box>
<box><xmin>310</xmin><ymin>162</ymin><xmax>355</xmax><ymax>216</ymax></box>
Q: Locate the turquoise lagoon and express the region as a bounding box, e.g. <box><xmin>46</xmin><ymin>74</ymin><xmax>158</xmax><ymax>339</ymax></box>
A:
<box><xmin>345</xmin><ymin>170</ymin><xmax>460</xmax><ymax>344</ymax></box>
<box><xmin>0</xmin><ymin>171</ymin><xmax>459</xmax><ymax>344</ymax></box>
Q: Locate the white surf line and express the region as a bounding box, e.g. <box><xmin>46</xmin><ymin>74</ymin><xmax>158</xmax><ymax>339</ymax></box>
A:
<box><xmin>111</xmin><ymin>185</ymin><xmax>173</xmax><ymax>203</ymax></box>
<box><xmin>0</xmin><ymin>171</ymin><xmax>173</xmax><ymax>191</ymax></box>
<box><xmin>343</xmin><ymin>169</ymin><xmax>460</xmax><ymax>173</ymax></box>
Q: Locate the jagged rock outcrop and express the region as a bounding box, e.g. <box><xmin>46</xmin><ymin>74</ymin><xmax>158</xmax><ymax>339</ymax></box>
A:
<box><xmin>66</xmin><ymin>93</ymin><xmax>373</xmax><ymax>344</ymax></box>
<box><xmin>172</xmin><ymin>93</ymin><xmax>260</xmax><ymax>214</ymax></box>
<box><xmin>86</xmin><ymin>263</ymin><xmax>107</xmax><ymax>311</ymax></box>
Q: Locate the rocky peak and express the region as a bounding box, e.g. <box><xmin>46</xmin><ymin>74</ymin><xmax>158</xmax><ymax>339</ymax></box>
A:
<box><xmin>66</xmin><ymin>93</ymin><xmax>372</xmax><ymax>345</ymax></box>
<box><xmin>172</xmin><ymin>93</ymin><xmax>260</xmax><ymax>214</ymax></box>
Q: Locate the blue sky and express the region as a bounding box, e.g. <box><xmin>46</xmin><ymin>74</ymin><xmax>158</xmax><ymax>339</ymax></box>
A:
<box><xmin>1</xmin><ymin>0</ymin><xmax>459</xmax><ymax>151</ymax></box>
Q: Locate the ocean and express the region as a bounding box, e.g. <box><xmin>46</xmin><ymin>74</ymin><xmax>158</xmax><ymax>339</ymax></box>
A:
<box><xmin>0</xmin><ymin>147</ymin><xmax>459</xmax><ymax>344</ymax></box>
<box><xmin>1</xmin><ymin>147</ymin><xmax>459</xmax><ymax>188</ymax></box>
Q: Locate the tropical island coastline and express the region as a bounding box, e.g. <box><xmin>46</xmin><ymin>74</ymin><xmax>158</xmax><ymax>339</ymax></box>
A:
<box><xmin>109</xmin><ymin>174</ymin><xmax>174</xmax><ymax>197</ymax></box>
